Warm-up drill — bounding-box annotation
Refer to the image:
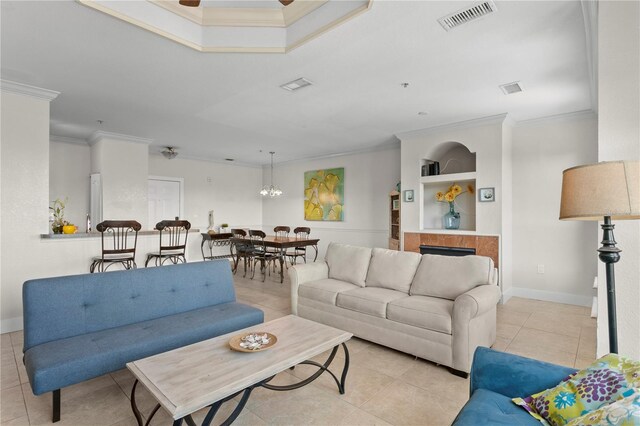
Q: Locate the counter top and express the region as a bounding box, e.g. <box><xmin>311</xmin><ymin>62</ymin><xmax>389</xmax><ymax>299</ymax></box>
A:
<box><xmin>41</xmin><ymin>228</ymin><xmax>201</xmax><ymax>239</ymax></box>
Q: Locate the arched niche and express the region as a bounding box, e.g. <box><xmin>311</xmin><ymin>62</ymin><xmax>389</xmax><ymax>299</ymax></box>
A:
<box><xmin>421</xmin><ymin>141</ymin><xmax>476</xmax><ymax>176</ymax></box>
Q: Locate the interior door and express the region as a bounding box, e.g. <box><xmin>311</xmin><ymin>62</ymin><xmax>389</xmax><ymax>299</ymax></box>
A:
<box><xmin>148</xmin><ymin>178</ymin><xmax>181</xmax><ymax>227</ymax></box>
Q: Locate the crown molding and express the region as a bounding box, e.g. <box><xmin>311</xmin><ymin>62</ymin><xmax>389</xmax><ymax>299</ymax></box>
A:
<box><xmin>50</xmin><ymin>135</ymin><xmax>89</xmax><ymax>146</ymax></box>
<box><xmin>395</xmin><ymin>113</ymin><xmax>509</xmax><ymax>140</ymax></box>
<box><xmin>151</xmin><ymin>152</ymin><xmax>262</xmax><ymax>169</ymax></box>
<box><xmin>271</xmin><ymin>139</ymin><xmax>400</xmax><ymax>168</ymax></box>
<box><xmin>88</xmin><ymin>131</ymin><xmax>154</xmax><ymax>146</ymax></box>
<box><xmin>0</xmin><ymin>80</ymin><xmax>60</xmax><ymax>101</ymax></box>
<box><xmin>515</xmin><ymin>109</ymin><xmax>597</xmax><ymax>127</ymax></box>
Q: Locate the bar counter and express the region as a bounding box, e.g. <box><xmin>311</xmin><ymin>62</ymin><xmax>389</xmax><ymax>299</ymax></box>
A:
<box><xmin>41</xmin><ymin>229</ymin><xmax>201</xmax><ymax>239</ymax></box>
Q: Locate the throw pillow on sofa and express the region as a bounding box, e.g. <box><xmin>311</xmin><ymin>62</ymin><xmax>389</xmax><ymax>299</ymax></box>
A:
<box><xmin>325</xmin><ymin>242</ymin><xmax>372</xmax><ymax>287</ymax></box>
<box><xmin>566</xmin><ymin>390</ymin><xmax>640</xmax><ymax>426</ymax></box>
<box><xmin>410</xmin><ymin>254</ymin><xmax>494</xmax><ymax>300</ymax></box>
<box><xmin>512</xmin><ymin>353</ymin><xmax>640</xmax><ymax>426</ymax></box>
<box><xmin>365</xmin><ymin>248</ymin><xmax>422</xmax><ymax>293</ymax></box>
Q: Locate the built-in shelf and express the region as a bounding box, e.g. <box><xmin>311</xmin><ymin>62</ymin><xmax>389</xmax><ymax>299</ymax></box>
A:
<box><xmin>420</xmin><ymin>171</ymin><xmax>476</xmax><ymax>184</ymax></box>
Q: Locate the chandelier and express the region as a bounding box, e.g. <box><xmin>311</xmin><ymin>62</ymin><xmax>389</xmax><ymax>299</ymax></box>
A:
<box><xmin>260</xmin><ymin>152</ymin><xmax>282</xmax><ymax>197</ymax></box>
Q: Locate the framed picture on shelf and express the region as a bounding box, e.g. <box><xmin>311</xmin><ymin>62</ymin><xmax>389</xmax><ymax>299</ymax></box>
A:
<box><xmin>478</xmin><ymin>187</ymin><xmax>495</xmax><ymax>202</ymax></box>
<box><xmin>392</xmin><ymin>199</ymin><xmax>399</xmax><ymax>210</ymax></box>
<box><xmin>403</xmin><ymin>190</ymin><xmax>414</xmax><ymax>202</ymax></box>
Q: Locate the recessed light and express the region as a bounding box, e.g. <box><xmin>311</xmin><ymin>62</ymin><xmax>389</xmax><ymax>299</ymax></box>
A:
<box><xmin>401</xmin><ymin>83</ymin><xmax>409</xmax><ymax>88</ymax></box>
<box><xmin>225</xmin><ymin>158</ymin><xmax>234</xmax><ymax>162</ymax></box>
<box><xmin>499</xmin><ymin>81</ymin><xmax>523</xmax><ymax>95</ymax></box>
<box><xmin>280</xmin><ymin>78</ymin><xmax>312</xmax><ymax>92</ymax></box>
<box><xmin>418</xmin><ymin>111</ymin><xmax>429</xmax><ymax>116</ymax></box>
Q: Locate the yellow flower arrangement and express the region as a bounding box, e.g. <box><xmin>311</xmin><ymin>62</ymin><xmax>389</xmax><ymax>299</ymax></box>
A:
<box><xmin>434</xmin><ymin>183</ymin><xmax>474</xmax><ymax>205</ymax></box>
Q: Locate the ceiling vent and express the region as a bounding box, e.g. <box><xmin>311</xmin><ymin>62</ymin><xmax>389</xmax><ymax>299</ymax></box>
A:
<box><xmin>499</xmin><ymin>81</ymin><xmax>523</xmax><ymax>95</ymax></box>
<box><xmin>280</xmin><ymin>78</ymin><xmax>312</xmax><ymax>92</ymax></box>
<box><xmin>438</xmin><ymin>1</ymin><xmax>497</xmax><ymax>31</ymax></box>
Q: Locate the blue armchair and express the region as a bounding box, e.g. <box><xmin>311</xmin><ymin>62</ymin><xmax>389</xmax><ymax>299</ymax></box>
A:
<box><xmin>453</xmin><ymin>347</ymin><xmax>577</xmax><ymax>425</ymax></box>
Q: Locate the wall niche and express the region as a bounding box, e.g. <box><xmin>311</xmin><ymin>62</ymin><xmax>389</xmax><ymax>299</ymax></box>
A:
<box><xmin>420</xmin><ymin>142</ymin><xmax>476</xmax><ymax>232</ymax></box>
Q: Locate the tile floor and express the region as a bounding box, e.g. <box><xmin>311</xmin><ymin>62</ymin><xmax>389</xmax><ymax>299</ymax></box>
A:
<box><xmin>0</xmin><ymin>269</ymin><xmax>596</xmax><ymax>426</ymax></box>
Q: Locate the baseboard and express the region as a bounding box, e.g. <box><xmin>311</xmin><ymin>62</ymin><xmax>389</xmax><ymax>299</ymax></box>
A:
<box><xmin>507</xmin><ymin>287</ymin><xmax>592</xmax><ymax>307</ymax></box>
<box><xmin>1</xmin><ymin>316</ymin><xmax>23</xmax><ymax>334</ymax></box>
<box><xmin>500</xmin><ymin>287</ymin><xmax>513</xmax><ymax>305</ymax></box>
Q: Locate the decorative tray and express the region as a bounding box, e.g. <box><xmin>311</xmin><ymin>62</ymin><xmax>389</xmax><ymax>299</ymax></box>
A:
<box><xmin>229</xmin><ymin>332</ymin><xmax>277</xmax><ymax>352</ymax></box>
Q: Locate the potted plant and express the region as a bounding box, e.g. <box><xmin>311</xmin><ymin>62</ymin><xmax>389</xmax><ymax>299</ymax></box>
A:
<box><xmin>49</xmin><ymin>198</ymin><xmax>75</xmax><ymax>234</ymax></box>
<box><xmin>435</xmin><ymin>184</ymin><xmax>474</xmax><ymax>230</ymax></box>
<box><xmin>220</xmin><ymin>223</ymin><xmax>229</xmax><ymax>233</ymax></box>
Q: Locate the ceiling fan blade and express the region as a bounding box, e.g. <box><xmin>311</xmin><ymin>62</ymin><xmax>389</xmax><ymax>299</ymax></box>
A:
<box><xmin>179</xmin><ymin>0</ymin><xmax>201</xmax><ymax>6</ymax></box>
<box><xmin>279</xmin><ymin>0</ymin><xmax>294</xmax><ymax>6</ymax></box>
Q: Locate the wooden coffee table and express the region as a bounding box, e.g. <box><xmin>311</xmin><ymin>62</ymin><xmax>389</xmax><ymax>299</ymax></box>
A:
<box><xmin>127</xmin><ymin>315</ymin><xmax>352</xmax><ymax>426</ymax></box>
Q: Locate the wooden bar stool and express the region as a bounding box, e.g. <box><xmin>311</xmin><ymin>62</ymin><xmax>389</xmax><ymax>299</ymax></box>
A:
<box><xmin>90</xmin><ymin>220</ymin><xmax>141</xmax><ymax>273</ymax></box>
<box><xmin>145</xmin><ymin>220</ymin><xmax>191</xmax><ymax>267</ymax></box>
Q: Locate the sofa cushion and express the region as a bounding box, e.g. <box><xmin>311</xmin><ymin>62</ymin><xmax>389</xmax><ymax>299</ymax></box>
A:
<box><xmin>453</xmin><ymin>389</ymin><xmax>540</xmax><ymax>425</ymax></box>
<box><xmin>387</xmin><ymin>295</ymin><xmax>453</xmax><ymax>334</ymax></box>
<box><xmin>336</xmin><ymin>287</ymin><xmax>406</xmax><ymax>318</ymax></box>
<box><xmin>410</xmin><ymin>255</ymin><xmax>494</xmax><ymax>300</ymax></box>
<box><xmin>24</xmin><ymin>302</ymin><xmax>263</xmax><ymax>395</ymax></box>
<box><xmin>298</xmin><ymin>279</ymin><xmax>360</xmax><ymax>306</ymax></box>
<box><xmin>365</xmin><ymin>248</ymin><xmax>422</xmax><ymax>293</ymax></box>
<box><xmin>325</xmin><ymin>243</ymin><xmax>372</xmax><ymax>287</ymax></box>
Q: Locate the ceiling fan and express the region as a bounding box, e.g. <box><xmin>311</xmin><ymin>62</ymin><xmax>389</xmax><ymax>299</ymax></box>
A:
<box><xmin>179</xmin><ymin>0</ymin><xmax>294</xmax><ymax>7</ymax></box>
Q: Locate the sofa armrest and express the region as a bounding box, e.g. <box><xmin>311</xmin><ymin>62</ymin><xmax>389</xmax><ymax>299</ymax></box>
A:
<box><xmin>470</xmin><ymin>347</ymin><xmax>577</xmax><ymax>398</ymax></box>
<box><xmin>288</xmin><ymin>262</ymin><xmax>329</xmax><ymax>314</ymax></box>
<box><xmin>454</xmin><ymin>284</ymin><xmax>501</xmax><ymax>319</ymax></box>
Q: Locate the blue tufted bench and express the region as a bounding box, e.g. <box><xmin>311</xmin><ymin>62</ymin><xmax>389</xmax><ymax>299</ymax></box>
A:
<box><xmin>22</xmin><ymin>260</ymin><xmax>264</xmax><ymax>423</ymax></box>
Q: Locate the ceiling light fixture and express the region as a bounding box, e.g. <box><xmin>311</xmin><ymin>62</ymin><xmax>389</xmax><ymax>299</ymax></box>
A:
<box><xmin>499</xmin><ymin>81</ymin><xmax>523</xmax><ymax>95</ymax></box>
<box><xmin>161</xmin><ymin>146</ymin><xmax>178</xmax><ymax>160</ymax></box>
<box><xmin>260</xmin><ymin>152</ymin><xmax>283</xmax><ymax>198</ymax></box>
<box><xmin>280</xmin><ymin>78</ymin><xmax>312</xmax><ymax>92</ymax></box>
<box><xmin>418</xmin><ymin>111</ymin><xmax>429</xmax><ymax>115</ymax></box>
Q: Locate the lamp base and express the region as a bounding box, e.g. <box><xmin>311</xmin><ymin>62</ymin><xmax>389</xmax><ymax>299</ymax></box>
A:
<box><xmin>597</xmin><ymin>216</ymin><xmax>621</xmax><ymax>354</ymax></box>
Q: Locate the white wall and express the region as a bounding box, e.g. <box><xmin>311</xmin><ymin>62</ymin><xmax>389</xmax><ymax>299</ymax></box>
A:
<box><xmin>49</xmin><ymin>140</ymin><xmax>91</xmax><ymax>230</ymax></box>
<box><xmin>597</xmin><ymin>1</ymin><xmax>640</xmax><ymax>358</ymax></box>
<box><xmin>1</xmin><ymin>90</ymin><xmax>53</xmax><ymax>331</ymax></box>
<box><xmin>511</xmin><ymin>113</ymin><xmax>598</xmax><ymax>305</ymax></box>
<box><xmin>399</xmin><ymin>116</ymin><xmax>506</xmax><ymax>236</ymax></box>
<box><xmin>148</xmin><ymin>154</ymin><xmax>263</xmax><ymax>258</ymax></box>
<box><xmin>91</xmin><ymin>137</ymin><xmax>150</xmax><ymax>229</ymax></box>
<box><xmin>261</xmin><ymin>147</ymin><xmax>401</xmax><ymax>259</ymax></box>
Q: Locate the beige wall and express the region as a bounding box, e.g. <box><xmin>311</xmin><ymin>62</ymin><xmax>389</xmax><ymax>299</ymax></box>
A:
<box><xmin>1</xmin><ymin>91</ymin><xmax>53</xmax><ymax>331</ymax></box>
<box><xmin>512</xmin><ymin>113</ymin><xmax>598</xmax><ymax>305</ymax></box>
<box><xmin>597</xmin><ymin>1</ymin><xmax>640</xmax><ymax>358</ymax></box>
<box><xmin>49</xmin><ymin>140</ymin><xmax>90</xmax><ymax>229</ymax></box>
<box><xmin>260</xmin><ymin>147</ymin><xmax>401</xmax><ymax>259</ymax></box>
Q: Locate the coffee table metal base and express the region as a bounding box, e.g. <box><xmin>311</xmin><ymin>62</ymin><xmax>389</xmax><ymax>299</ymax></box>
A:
<box><xmin>130</xmin><ymin>342</ymin><xmax>350</xmax><ymax>426</ymax></box>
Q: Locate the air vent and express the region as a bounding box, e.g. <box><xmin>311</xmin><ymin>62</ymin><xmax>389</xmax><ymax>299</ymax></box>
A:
<box><xmin>438</xmin><ymin>1</ymin><xmax>497</xmax><ymax>31</ymax></box>
<box><xmin>280</xmin><ymin>78</ymin><xmax>312</xmax><ymax>92</ymax></box>
<box><xmin>499</xmin><ymin>81</ymin><xmax>523</xmax><ymax>95</ymax></box>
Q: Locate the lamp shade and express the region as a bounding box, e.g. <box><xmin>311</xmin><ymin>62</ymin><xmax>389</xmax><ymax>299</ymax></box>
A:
<box><xmin>559</xmin><ymin>160</ymin><xmax>640</xmax><ymax>220</ymax></box>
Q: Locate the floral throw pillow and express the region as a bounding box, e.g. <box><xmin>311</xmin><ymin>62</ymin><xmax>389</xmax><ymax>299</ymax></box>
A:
<box><xmin>566</xmin><ymin>389</ymin><xmax>640</xmax><ymax>426</ymax></box>
<box><xmin>512</xmin><ymin>353</ymin><xmax>640</xmax><ymax>426</ymax></box>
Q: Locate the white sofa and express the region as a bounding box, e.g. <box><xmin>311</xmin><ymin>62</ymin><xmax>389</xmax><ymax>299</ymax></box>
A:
<box><xmin>289</xmin><ymin>242</ymin><xmax>500</xmax><ymax>375</ymax></box>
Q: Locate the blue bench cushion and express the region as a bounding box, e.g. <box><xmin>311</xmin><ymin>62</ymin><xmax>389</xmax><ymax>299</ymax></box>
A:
<box><xmin>453</xmin><ymin>388</ymin><xmax>540</xmax><ymax>425</ymax></box>
<box><xmin>25</xmin><ymin>302</ymin><xmax>263</xmax><ymax>394</ymax></box>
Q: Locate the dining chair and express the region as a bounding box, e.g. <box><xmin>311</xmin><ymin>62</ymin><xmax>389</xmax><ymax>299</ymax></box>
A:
<box><xmin>231</xmin><ymin>228</ymin><xmax>255</xmax><ymax>277</ymax></box>
<box><xmin>286</xmin><ymin>227</ymin><xmax>311</xmax><ymax>265</ymax></box>
<box><xmin>249</xmin><ymin>230</ymin><xmax>279</xmax><ymax>282</ymax></box>
<box><xmin>144</xmin><ymin>220</ymin><xmax>191</xmax><ymax>267</ymax></box>
<box><xmin>90</xmin><ymin>220</ymin><xmax>142</xmax><ymax>273</ymax></box>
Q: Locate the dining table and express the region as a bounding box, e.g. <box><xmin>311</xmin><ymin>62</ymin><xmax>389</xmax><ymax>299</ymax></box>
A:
<box><xmin>229</xmin><ymin>235</ymin><xmax>320</xmax><ymax>283</ymax></box>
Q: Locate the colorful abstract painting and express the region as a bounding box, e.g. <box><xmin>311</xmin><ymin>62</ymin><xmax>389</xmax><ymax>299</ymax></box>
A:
<box><xmin>304</xmin><ymin>168</ymin><xmax>344</xmax><ymax>221</ymax></box>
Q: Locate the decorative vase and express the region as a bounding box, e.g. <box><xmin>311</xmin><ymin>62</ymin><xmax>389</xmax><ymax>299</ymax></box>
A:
<box><xmin>443</xmin><ymin>202</ymin><xmax>460</xmax><ymax>230</ymax></box>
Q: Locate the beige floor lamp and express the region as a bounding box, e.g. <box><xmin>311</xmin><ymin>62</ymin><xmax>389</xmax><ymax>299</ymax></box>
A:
<box><xmin>559</xmin><ymin>160</ymin><xmax>639</xmax><ymax>353</ymax></box>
